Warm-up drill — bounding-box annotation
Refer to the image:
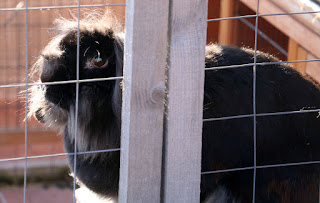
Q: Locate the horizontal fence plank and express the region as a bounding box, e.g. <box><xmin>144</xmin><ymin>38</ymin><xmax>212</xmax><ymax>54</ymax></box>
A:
<box><xmin>0</xmin><ymin>130</ymin><xmax>59</xmax><ymax>145</ymax></box>
<box><xmin>240</xmin><ymin>0</ymin><xmax>320</xmax><ymax>58</ymax></box>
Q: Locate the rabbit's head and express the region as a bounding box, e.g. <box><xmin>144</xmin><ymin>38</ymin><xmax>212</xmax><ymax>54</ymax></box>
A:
<box><xmin>29</xmin><ymin>13</ymin><xmax>124</xmax><ymax>160</ymax></box>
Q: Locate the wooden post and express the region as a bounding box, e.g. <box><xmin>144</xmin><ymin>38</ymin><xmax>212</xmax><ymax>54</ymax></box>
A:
<box><xmin>288</xmin><ymin>38</ymin><xmax>307</xmax><ymax>75</ymax></box>
<box><xmin>162</xmin><ymin>0</ymin><xmax>208</xmax><ymax>202</ymax></box>
<box><xmin>207</xmin><ymin>0</ymin><xmax>221</xmax><ymax>43</ymax></box>
<box><xmin>219</xmin><ymin>0</ymin><xmax>236</xmax><ymax>45</ymax></box>
<box><xmin>118</xmin><ymin>0</ymin><xmax>169</xmax><ymax>202</ymax></box>
<box><xmin>306</xmin><ymin>53</ymin><xmax>320</xmax><ymax>84</ymax></box>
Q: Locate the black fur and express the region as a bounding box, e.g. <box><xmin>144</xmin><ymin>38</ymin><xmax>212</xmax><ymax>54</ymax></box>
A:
<box><xmin>32</xmin><ymin>20</ymin><xmax>320</xmax><ymax>202</ymax></box>
<box><xmin>202</xmin><ymin>46</ymin><xmax>320</xmax><ymax>202</ymax></box>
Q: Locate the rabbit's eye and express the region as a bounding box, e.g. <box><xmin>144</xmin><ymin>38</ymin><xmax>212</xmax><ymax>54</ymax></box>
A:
<box><xmin>91</xmin><ymin>56</ymin><xmax>108</xmax><ymax>68</ymax></box>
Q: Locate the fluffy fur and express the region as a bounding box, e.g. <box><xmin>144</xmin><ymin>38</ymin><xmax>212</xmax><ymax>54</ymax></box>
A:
<box><xmin>28</xmin><ymin>14</ymin><xmax>320</xmax><ymax>202</ymax></box>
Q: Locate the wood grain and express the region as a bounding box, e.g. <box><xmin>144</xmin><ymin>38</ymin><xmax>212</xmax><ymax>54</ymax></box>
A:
<box><xmin>306</xmin><ymin>53</ymin><xmax>320</xmax><ymax>84</ymax></box>
<box><xmin>162</xmin><ymin>0</ymin><xmax>208</xmax><ymax>202</ymax></box>
<box><xmin>288</xmin><ymin>38</ymin><xmax>308</xmax><ymax>75</ymax></box>
<box><xmin>219</xmin><ymin>0</ymin><xmax>236</xmax><ymax>45</ymax></box>
<box><xmin>270</xmin><ymin>0</ymin><xmax>320</xmax><ymax>36</ymax></box>
<box><xmin>240</xmin><ymin>0</ymin><xmax>320</xmax><ymax>58</ymax></box>
<box><xmin>118</xmin><ymin>0</ymin><xmax>169</xmax><ymax>202</ymax></box>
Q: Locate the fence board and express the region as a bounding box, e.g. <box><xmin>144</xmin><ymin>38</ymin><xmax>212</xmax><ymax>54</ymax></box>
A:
<box><xmin>306</xmin><ymin>54</ymin><xmax>320</xmax><ymax>84</ymax></box>
<box><xmin>118</xmin><ymin>0</ymin><xmax>169</xmax><ymax>202</ymax></box>
<box><xmin>240</xmin><ymin>0</ymin><xmax>320</xmax><ymax>58</ymax></box>
<box><xmin>219</xmin><ymin>0</ymin><xmax>236</xmax><ymax>45</ymax></box>
<box><xmin>288</xmin><ymin>38</ymin><xmax>308</xmax><ymax>75</ymax></box>
<box><xmin>162</xmin><ymin>0</ymin><xmax>208</xmax><ymax>202</ymax></box>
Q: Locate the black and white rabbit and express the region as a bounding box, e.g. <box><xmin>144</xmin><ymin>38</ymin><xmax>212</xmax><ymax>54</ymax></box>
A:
<box><xmin>29</xmin><ymin>14</ymin><xmax>320</xmax><ymax>202</ymax></box>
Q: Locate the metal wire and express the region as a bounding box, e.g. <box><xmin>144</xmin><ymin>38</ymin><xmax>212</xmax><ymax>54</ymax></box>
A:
<box><xmin>0</xmin><ymin>4</ymin><xmax>126</xmax><ymax>11</ymax></box>
<box><xmin>204</xmin><ymin>59</ymin><xmax>320</xmax><ymax>71</ymax></box>
<box><xmin>0</xmin><ymin>2</ymin><xmax>125</xmax><ymax>202</ymax></box>
<box><xmin>0</xmin><ymin>76</ymin><xmax>123</xmax><ymax>89</ymax></box>
<box><xmin>0</xmin><ymin>148</ymin><xmax>121</xmax><ymax>163</ymax></box>
<box><xmin>1</xmin><ymin>0</ymin><xmax>320</xmax><ymax>202</ymax></box>
<box><xmin>238</xmin><ymin>17</ymin><xmax>288</xmax><ymax>57</ymax></box>
<box><xmin>207</xmin><ymin>10</ymin><xmax>320</xmax><ymax>22</ymax></box>
<box><xmin>201</xmin><ymin>160</ymin><xmax>320</xmax><ymax>175</ymax></box>
<box><xmin>203</xmin><ymin>1</ymin><xmax>320</xmax><ymax>202</ymax></box>
<box><xmin>252</xmin><ymin>1</ymin><xmax>260</xmax><ymax>201</ymax></box>
<box><xmin>23</xmin><ymin>0</ymin><xmax>29</xmax><ymax>202</ymax></box>
<box><xmin>72</xmin><ymin>1</ymin><xmax>81</xmax><ymax>202</ymax></box>
<box><xmin>203</xmin><ymin>108</ymin><xmax>320</xmax><ymax>122</ymax></box>
<box><xmin>2</xmin><ymin>56</ymin><xmax>319</xmax><ymax>89</ymax></box>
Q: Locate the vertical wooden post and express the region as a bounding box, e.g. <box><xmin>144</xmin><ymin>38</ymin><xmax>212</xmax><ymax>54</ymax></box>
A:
<box><xmin>306</xmin><ymin>53</ymin><xmax>320</xmax><ymax>84</ymax></box>
<box><xmin>287</xmin><ymin>38</ymin><xmax>299</xmax><ymax>64</ymax></box>
<box><xmin>207</xmin><ymin>0</ymin><xmax>221</xmax><ymax>43</ymax></box>
<box><xmin>118</xmin><ymin>0</ymin><xmax>169</xmax><ymax>202</ymax></box>
<box><xmin>288</xmin><ymin>38</ymin><xmax>307</xmax><ymax>75</ymax></box>
<box><xmin>219</xmin><ymin>0</ymin><xmax>236</xmax><ymax>45</ymax></box>
<box><xmin>162</xmin><ymin>0</ymin><xmax>208</xmax><ymax>202</ymax></box>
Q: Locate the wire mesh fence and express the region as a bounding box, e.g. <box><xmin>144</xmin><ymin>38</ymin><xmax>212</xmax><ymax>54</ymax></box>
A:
<box><xmin>203</xmin><ymin>0</ymin><xmax>320</xmax><ymax>202</ymax></box>
<box><xmin>0</xmin><ymin>0</ymin><xmax>125</xmax><ymax>202</ymax></box>
<box><xmin>0</xmin><ymin>0</ymin><xmax>320</xmax><ymax>202</ymax></box>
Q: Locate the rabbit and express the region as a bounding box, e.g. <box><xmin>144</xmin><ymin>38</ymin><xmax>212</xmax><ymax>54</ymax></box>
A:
<box><xmin>28</xmin><ymin>13</ymin><xmax>320</xmax><ymax>203</ymax></box>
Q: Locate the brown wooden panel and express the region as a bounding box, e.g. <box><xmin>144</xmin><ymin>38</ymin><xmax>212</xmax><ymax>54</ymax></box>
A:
<box><xmin>207</xmin><ymin>0</ymin><xmax>221</xmax><ymax>43</ymax></box>
<box><xmin>240</xmin><ymin>0</ymin><xmax>320</xmax><ymax>59</ymax></box>
<box><xmin>0</xmin><ymin>130</ymin><xmax>60</xmax><ymax>145</ymax></box>
<box><xmin>235</xmin><ymin>2</ymin><xmax>289</xmax><ymax>61</ymax></box>
<box><xmin>288</xmin><ymin>38</ymin><xmax>308</xmax><ymax>75</ymax></box>
<box><xmin>219</xmin><ymin>0</ymin><xmax>236</xmax><ymax>45</ymax></box>
<box><xmin>306</xmin><ymin>54</ymin><xmax>320</xmax><ymax>84</ymax></box>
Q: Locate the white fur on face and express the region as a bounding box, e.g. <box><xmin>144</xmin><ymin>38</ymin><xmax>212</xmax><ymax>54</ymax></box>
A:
<box><xmin>28</xmin><ymin>82</ymin><xmax>68</xmax><ymax>133</ymax></box>
<box><xmin>204</xmin><ymin>187</ymin><xmax>240</xmax><ymax>203</ymax></box>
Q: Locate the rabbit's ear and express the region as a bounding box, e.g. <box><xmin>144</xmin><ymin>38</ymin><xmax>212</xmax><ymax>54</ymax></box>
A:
<box><xmin>113</xmin><ymin>34</ymin><xmax>124</xmax><ymax>76</ymax></box>
<box><xmin>111</xmin><ymin>35</ymin><xmax>124</xmax><ymax>120</ymax></box>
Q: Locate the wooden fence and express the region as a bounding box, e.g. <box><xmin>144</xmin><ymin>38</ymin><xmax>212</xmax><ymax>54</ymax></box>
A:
<box><xmin>119</xmin><ymin>0</ymin><xmax>208</xmax><ymax>202</ymax></box>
